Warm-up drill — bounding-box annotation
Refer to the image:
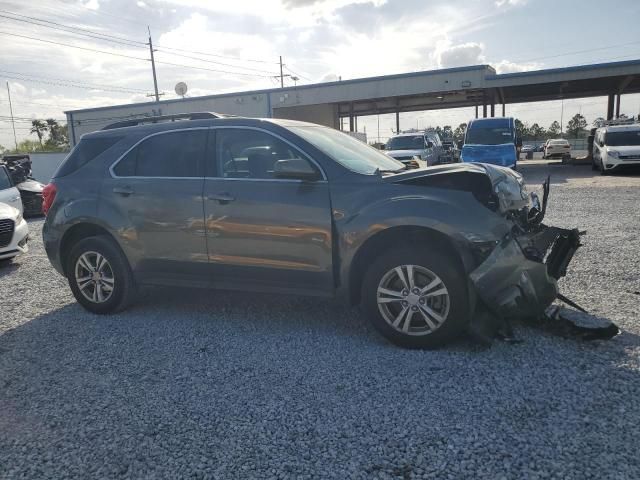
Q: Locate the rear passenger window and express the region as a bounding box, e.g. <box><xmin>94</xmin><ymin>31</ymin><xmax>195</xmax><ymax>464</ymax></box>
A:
<box><xmin>113</xmin><ymin>130</ymin><xmax>206</xmax><ymax>177</ymax></box>
<box><xmin>56</xmin><ymin>136</ymin><xmax>123</xmax><ymax>178</ymax></box>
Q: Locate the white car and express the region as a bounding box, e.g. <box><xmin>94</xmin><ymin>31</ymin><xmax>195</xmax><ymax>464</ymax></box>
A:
<box><xmin>593</xmin><ymin>124</ymin><xmax>640</xmax><ymax>174</ymax></box>
<box><xmin>0</xmin><ymin>202</ymin><xmax>29</xmax><ymax>262</ymax></box>
<box><xmin>0</xmin><ymin>164</ymin><xmax>23</xmax><ymax>214</ymax></box>
<box><xmin>543</xmin><ymin>139</ymin><xmax>571</xmax><ymax>160</ymax></box>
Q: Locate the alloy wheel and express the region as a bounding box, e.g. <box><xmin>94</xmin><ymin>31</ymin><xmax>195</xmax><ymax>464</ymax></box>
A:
<box><xmin>377</xmin><ymin>264</ymin><xmax>450</xmax><ymax>336</ymax></box>
<box><xmin>74</xmin><ymin>251</ymin><xmax>115</xmax><ymax>304</ymax></box>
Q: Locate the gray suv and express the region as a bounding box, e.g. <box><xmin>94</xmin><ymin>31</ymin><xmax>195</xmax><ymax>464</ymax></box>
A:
<box><xmin>43</xmin><ymin>113</ymin><xmax>581</xmax><ymax>349</ymax></box>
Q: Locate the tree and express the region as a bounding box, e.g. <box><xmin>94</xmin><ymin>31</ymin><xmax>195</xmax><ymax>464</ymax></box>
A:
<box><xmin>548</xmin><ymin>121</ymin><xmax>561</xmax><ymax>137</ymax></box>
<box><xmin>528</xmin><ymin>123</ymin><xmax>545</xmax><ymax>140</ymax></box>
<box><xmin>453</xmin><ymin>123</ymin><xmax>467</xmax><ymax>143</ymax></box>
<box><xmin>593</xmin><ymin>117</ymin><xmax>605</xmax><ymax>128</ymax></box>
<box><xmin>514</xmin><ymin>119</ymin><xmax>528</xmax><ymax>139</ymax></box>
<box><xmin>30</xmin><ymin>119</ymin><xmax>48</xmax><ymax>146</ymax></box>
<box><xmin>565</xmin><ymin>113</ymin><xmax>588</xmax><ymax>138</ymax></box>
<box><xmin>44</xmin><ymin>119</ymin><xmax>69</xmax><ymax>149</ymax></box>
<box><xmin>442</xmin><ymin>125</ymin><xmax>453</xmax><ymax>139</ymax></box>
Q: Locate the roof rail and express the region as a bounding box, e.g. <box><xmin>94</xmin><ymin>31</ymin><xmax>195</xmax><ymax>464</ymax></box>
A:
<box><xmin>101</xmin><ymin>112</ymin><xmax>226</xmax><ymax>130</ymax></box>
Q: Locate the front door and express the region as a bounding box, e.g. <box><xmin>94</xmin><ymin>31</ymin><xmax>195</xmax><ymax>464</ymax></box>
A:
<box><xmin>203</xmin><ymin>127</ymin><xmax>334</xmax><ymax>295</ymax></box>
<box><xmin>102</xmin><ymin>128</ymin><xmax>209</xmax><ymax>285</ymax></box>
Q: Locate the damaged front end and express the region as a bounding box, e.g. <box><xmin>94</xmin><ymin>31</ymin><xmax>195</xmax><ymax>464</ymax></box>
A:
<box><xmin>468</xmin><ymin>168</ymin><xmax>617</xmax><ymax>341</ymax></box>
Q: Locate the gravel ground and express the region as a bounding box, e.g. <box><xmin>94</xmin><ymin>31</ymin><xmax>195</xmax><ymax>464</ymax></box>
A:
<box><xmin>1</xmin><ymin>163</ymin><xmax>639</xmax><ymax>479</ymax></box>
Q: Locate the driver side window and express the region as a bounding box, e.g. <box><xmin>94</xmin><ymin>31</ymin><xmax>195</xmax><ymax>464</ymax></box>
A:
<box><xmin>215</xmin><ymin>129</ymin><xmax>312</xmax><ymax>180</ymax></box>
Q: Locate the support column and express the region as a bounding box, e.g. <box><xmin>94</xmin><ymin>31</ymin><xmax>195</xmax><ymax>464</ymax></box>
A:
<box><xmin>615</xmin><ymin>94</ymin><xmax>621</xmax><ymax>118</ymax></box>
<box><xmin>607</xmin><ymin>94</ymin><xmax>615</xmax><ymax>120</ymax></box>
<box><xmin>482</xmin><ymin>103</ymin><xmax>487</xmax><ymax>118</ymax></box>
<box><xmin>490</xmin><ymin>103</ymin><xmax>495</xmax><ymax>117</ymax></box>
<box><xmin>395</xmin><ymin>111</ymin><xmax>400</xmax><ymax>134</ymax></box>
<box><xmin>354</xmin><ymin>116</ymin><xmax>358</xmax><ymax>131</ymax></box>
<box><xmin>475</xmin><ymin>104</ymin><xmax>478</xmax><ymax>119</ymax></box>
<box><xmin>502</xmin><ymin>103</ymin><xmax>506</xmax><ymax>117</ymax></box>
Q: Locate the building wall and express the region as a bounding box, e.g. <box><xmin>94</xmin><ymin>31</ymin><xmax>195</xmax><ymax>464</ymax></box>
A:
<box><xmin>30</xmin><ymin>152</ymin><xmax>68</xmax><ymax>182</ymax></box>
<box><xmin>272</xmin><ymin>103</ymin><xmax>339</xmax><ymax>128</ymax></box>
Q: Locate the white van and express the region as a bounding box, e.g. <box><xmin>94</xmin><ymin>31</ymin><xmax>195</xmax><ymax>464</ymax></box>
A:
<box><xmin>593</xmin><ymin>124</ymin><xmax>640</xmax><ymax>174</ymax></box>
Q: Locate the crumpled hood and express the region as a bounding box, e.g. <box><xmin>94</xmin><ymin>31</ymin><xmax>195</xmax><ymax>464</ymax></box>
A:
<box><xmin>461</xmin><ymin>143</ymin><xmax>517</xmax><ymax>167</ymax></box>
<box><xmin>16</xmin><ymin>178</ymin><xmax>44</xmax><ymax>193</ymax></box>
<box><xmin>386</xmin><ymin>149</ymin><xmax>425</xmax><ymax>159</ymax></box>
<box><xmin>386</xmin><ymin>162</ymin><xmax>530</xmax><ymax>213</ymax></box>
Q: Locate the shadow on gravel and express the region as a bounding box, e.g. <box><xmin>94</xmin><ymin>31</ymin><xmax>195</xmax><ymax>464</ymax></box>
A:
<box><xmin>518</xmin><ymin>162</ymin><xmax>640</xmax><ymax>186</ymax></box>
<box><xmin>2</xmin><ymin>291</ymin><xmax>640</xmax><ymax>478</ymax></box>
<box><xmin>0</xmin><ymin>259</ymin><xmax>20</xmax><ymax>278</ymax></box>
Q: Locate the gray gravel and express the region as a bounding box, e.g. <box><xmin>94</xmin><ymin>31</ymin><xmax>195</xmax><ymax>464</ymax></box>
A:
<box><xmin>1</xmin><ymin>162</ymin><xmax>639</xmax><ymax>479</ymax></box>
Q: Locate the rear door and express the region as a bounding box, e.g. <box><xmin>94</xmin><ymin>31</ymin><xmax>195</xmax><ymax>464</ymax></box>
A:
<box><xmin>0</xmin><ymin>166</ymin><xmax>22</xmax><ymax>214</ymax></box>
<box><xmin>103</xmin><ymin>128</ymin><xmax>209</xmax><ymax>285</ymax></box>
<box><xmin>203</xmin><ymin>127</ymin><xmax>334</xmax><ymax>295</ymax></box>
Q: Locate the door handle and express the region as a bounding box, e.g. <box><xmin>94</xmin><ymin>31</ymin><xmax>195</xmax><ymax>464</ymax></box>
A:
<box><xmin>113</xmin><ymin>186</ymin><xmax>134</xmax><ymax>196</ymax></box>
<box><xmin>207</xmin><ymin>192</ymin><xmax>235</xmax><ymax>204</ymax></box>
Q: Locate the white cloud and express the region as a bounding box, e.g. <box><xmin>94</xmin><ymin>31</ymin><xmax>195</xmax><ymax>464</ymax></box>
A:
<box><xmin>494</xmin><ymin>59</ymin><xmax>542</xmax><ymax>73</ymax></box>
<box><xmin>495</xmin><ymin>0</ymin><xmax>527</xmax><ymax>7</ymax></box>
<box><xmin>435</xmin><ymin>42</ymin><xmax>485</xmax><ymax>68</ymax></box>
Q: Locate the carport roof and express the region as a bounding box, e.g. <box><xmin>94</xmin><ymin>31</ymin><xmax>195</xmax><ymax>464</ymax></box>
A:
<box><xmin>65</xmin><ymin>59</ymin><xmax>640</xmax><ymax>116</ymax></box>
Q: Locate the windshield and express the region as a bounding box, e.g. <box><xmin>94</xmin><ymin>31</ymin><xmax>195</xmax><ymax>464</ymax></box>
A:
<box><xmin>0</xmin><ymin>167</ymin><xmax>11</xmax><ymax>190</ymax></box>
<box><xmin>605</xmin><ymin>131</ymin><xmax>640</xmax><ymax>146</ymax></box>
<box><xmin>386</xmin><ymin>135</ymin><xmax>425</xmax><ymax>150</ymax></box>
<box><xmin>466</xmin><ymin>127</ymin><xmax>514</xmax><ymax>145</ymax></box>
<box><xmin>289</xmin><ymin>126</ymin><xmax>404</xmax><ymax>175</ymax></box>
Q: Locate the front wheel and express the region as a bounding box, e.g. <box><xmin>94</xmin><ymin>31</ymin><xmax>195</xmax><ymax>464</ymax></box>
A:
<box><xmin>66</xmin><ymin>235</ymin><xmax>136</xmax><ymax>314</ymax></box>
<box><xmin>361</xmin><ymin>247</ymin><xmax>470</xmax><ymax>349</ymax></box>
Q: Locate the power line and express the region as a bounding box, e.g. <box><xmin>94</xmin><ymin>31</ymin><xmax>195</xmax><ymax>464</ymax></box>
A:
<box><xmin>154</xmin><ymin>43</ymin><xmax>279</xmax><ymax>65</ymax></box>
<box><xmin>0</xmin><ymin>30</ymin><xmax>279</xmax><ymax>79</ymax></box>
<box><xmin>0</xmin><ymin>10</ymin><xmax>147</xmax><ymax>47</ymax></box>
<box><xmin>0</xmin><ymin>30</ymin><xmax>149</xmax><ymax>61</ymax></box>
<box><xmin>0</xmin><ymin>69</ymin><xmax>148</xmax><ymax>93</ymax></box>
<box><xmin>0</xmin><ymin>10</ymin><xmax>280</xmax><ymax>77</ymax></box>
<box><xmin>154</xmin><ymin>49</ymin><xmax>280</xmax><ymax>75</ymax></box>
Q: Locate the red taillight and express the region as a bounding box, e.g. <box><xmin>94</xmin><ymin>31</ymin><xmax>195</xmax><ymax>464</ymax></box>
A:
<box><xmin>42</xmin><ymin>182</ymin><xmax>57</xmax><ymax>215</ymax></box>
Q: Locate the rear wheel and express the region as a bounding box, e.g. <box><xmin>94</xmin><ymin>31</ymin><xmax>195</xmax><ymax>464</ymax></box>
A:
<box><xmin>361</xmin><ymin>247</ymin><xmax>469</xmax><ymax>349</ymax></box>
<box><xmin>66</xmin><ymin>236</ymin><xmax>136</xmax><ymax>314</ymax></box>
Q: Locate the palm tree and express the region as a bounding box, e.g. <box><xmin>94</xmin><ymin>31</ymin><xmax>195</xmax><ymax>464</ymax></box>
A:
<box><xmin>30</xmin><ymin>119</ymin><xmax>48</xmax><ymax>146</ymax></box>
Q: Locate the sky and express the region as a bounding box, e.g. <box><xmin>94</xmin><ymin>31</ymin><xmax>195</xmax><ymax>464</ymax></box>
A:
<box><xmin>1</xmin><ymin>0</ymin><xmax>640</xmax><ymax>147</ymax></box>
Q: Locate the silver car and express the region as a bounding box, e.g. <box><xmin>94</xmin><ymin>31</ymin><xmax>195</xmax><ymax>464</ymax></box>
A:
<box><xmin>385</xmin><ymin>131</ymin><xmax>444</xmax><ymax>167</ymax></box>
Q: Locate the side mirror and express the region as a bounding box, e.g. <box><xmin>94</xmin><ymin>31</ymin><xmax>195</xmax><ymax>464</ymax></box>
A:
<box><xmin>273</xmin><ymin>158</ymin><xmax>320</xmax><ymax>181</ymax></box>
<box><xmin>426</xmin><ymin>141</ymin><xmax>434</xmax><ymax>149</ymax></box>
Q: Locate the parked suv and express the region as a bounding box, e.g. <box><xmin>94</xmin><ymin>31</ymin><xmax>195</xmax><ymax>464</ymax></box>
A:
<box><xmin>43</xmin><ymin>114</ymin><xmax>581</xmax><ymax>348</ymax></box>
<box><xmin>384</xmin><ymin>131</ymin><xmax>444</xmax><ymax>167</ymax></box>
<box><xmin>593</xmin><ymin>124</ymin><xmax>640</xmax><ymax>174</ymax></box>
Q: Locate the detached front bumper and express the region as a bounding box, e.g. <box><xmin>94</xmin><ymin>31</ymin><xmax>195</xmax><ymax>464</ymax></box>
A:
<box><xmin>469</xmin><ymin>226</ymin><xmax>581</xmax><ymax>319</ymax></box>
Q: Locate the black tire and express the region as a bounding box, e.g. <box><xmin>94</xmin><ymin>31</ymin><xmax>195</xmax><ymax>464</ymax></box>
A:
<box><xmin>600</xmin><ymin>159</ymin><xmax>608</xmax><ymax>176</ymax></box>
<box><xmin>361</xmin><ymin>246</ymin><xmax>470</xmax><ymax>349</ymax></box>
<box><xmin>66</xmin><ymin>235</ymin><xmax>136</xmax><ymax>314</ymax></box>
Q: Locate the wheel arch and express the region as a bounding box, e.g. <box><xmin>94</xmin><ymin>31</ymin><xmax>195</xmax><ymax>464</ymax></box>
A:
<box><xmin>348</xmin><ymin>225</ymin><xmax>467</xmax><ymax>305</ymax></box>
<box><xmin>59</xmin><ymin>222</ymin><xmax>122</xmax><ymax>276</ymax></box>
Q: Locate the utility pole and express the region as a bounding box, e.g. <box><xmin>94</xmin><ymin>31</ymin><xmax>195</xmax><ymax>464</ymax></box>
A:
<box><xmin>6</xmin><ymin>81</ymin><xmax>18</xmax><ymax>150</ymax></box>
<box><xmin>279</xmin><ymin>56</ymin><xmax>284</xmax><ymax>88</ymax></box>
<box><xmin>560</xmin><ymin>98</ymin><xmax>564</xmax><ymax>137</ymax></box>
<box><xmin>148</xmin><ymin>26</ymin><xmax>160</xmax><ymax>102</ymax></box>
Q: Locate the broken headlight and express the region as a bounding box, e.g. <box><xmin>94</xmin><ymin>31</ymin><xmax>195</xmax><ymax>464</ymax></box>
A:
<box><xmin>493</xmin><ymin>174</ymin><xmax>529</xmax><ymax>213</ymax></box>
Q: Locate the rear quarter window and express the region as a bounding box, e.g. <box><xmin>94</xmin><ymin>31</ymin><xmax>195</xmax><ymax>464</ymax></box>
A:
<box><xmin>54</xmin><ymin>136</ymin><xmax>124</xmax><ymax>178</ymax></box>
